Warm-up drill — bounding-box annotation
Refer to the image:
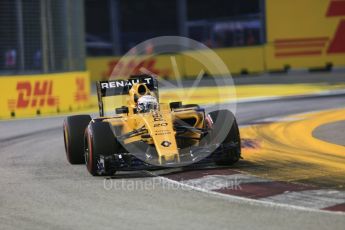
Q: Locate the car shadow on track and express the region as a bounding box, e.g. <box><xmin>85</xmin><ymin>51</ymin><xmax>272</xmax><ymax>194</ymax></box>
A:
<box><xmin>105</xmin><ymin>163</ymin><xmax>230</xmax><ymax>179</ymax></box>
<box><xmin>106</xmin><ymin>171</ymin><xmax>155</xmax><ymax>179</ymax></box>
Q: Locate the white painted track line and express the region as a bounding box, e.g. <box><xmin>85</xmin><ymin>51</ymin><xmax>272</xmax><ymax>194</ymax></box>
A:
<box><xmin>146</xmin><ymin>171</ymin><xmax>345</xmax><ymax>216</ymax></box>
<box><xmin>260</xmin><ymin>189</ymin><xmax>345</xmax><ymax>210</ymax></box>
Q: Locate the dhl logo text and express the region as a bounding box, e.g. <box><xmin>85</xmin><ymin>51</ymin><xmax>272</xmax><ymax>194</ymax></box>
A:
<box><xmin>8</xmin><ymin>81</ymin><xmax>58</xmax><ymax>109</ymax></box>
<box><xmin>274</xmin><ymin>0</ymin><xmax>345</xmax><ymax>57</ymax></box>
<box><xmin>103</xmin><ymin>58</ymin><xmax>171</xmax><ymax>80</ymax></box>
<box><xmin>74</xmin><ymin>77</ymin><xmax>89</xmax><ymax>102</ymax></box>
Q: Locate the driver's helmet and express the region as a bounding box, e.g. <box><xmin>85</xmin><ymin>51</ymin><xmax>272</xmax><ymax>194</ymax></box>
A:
<box><xmin>137</xmin><ymin>95</ymin><xmax>159</xmax><ymax>113</ymax></box>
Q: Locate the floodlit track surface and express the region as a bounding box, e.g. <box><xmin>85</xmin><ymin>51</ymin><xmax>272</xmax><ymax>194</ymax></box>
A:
<box><xmin>1</xmin><ymin>95</ymin><xmax>345</xmax><ymax>230</ymax></box>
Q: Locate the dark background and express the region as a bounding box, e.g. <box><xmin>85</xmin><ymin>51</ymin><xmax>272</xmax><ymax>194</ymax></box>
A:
<box><xmin>85</xmin><ymin>0</ymin><xmax>263</xmax><ymax>55</ymax></box>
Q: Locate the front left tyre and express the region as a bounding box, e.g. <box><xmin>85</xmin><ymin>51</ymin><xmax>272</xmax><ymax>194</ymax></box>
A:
<box><xmin>63</xmin><ymin>115</ymin><xmax>92</xmax><ymax>164</ymax></box>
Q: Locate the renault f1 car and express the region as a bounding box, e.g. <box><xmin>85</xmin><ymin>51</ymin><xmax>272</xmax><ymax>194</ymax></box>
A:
<box><xmin>63</xmin><ymin>75</ymin><xmax>241</xmax><ymax>176</ymax></box>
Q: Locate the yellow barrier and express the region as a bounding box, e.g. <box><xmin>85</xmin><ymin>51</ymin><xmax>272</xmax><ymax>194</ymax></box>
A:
<box><xmin>87</xmin><ymin>46</ymin><xmax>265</xmax><ymax>81</ymax></box>
<box><xmin>182</xmin><ymin>46</ymin><xmax>265</xmax><ymax>77</ymax></box>
<box><xmin>0</xmin><ymin>72</ymin><xmax>90</xmax><ymax>119</ymax></box>
<box><xmin>265</xmin><ymin>0</ymin><xmax>345</xmax><ymax>70</ymax></box>
<box><xmin>86</xmin><ymin>55</ymin><xmax>177</xmax><ymax>82</ymax></box>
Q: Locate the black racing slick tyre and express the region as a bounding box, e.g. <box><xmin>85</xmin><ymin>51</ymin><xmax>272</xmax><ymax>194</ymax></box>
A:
<box><xmin>63</xmin><ymin>115</ymin><xmax>91</xmax><ymax>164</ymax></box>
<box><xmin>85</xmin><ymin>122</ymin><xmax>118</xmax><ymax>176</ymax></box>
<box><xmin>207</xmin><ymin>110</ymin><xmax>241</xmax><ymax>165</ymax></box>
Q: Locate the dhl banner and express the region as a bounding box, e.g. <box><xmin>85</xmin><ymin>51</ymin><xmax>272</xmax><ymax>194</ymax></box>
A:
<box><xmin>265</xmin><ymin>0</ymin><xmax>345</xmax><ymax>70</ymax></box>
<box><xmin>86</xmin><ymin>47</ymin><xmax>265</xmax><ymax>81</ymax></box>
<box><xmin>182</xmin><ymin>46</ymin><xmax>264</xmax><ymax>77</ymax></box>
<box><xmin>86</xmin><ymin>55</ymin><xmax>175</xmax><ymax>81</ymax></box>
<box><xmin>0</xmin><ymin>72</ymin><xmax>90</xmax><ymax>119</ymax></box>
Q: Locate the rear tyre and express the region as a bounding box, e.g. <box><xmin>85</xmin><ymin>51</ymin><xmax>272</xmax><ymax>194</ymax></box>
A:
<box><xmin>207</xmin><ymin>110</ymin><xmax>241</xmax><ymax>165</ymax></box>
<box><xmin>85</xmin><ymin>122</ymin><xmax>118</xmax><ymax>176</ymax></box>
<box><xmin>63</xmin><ymin>115</ymin><xmax>91</xmax><ymax>164</ymax></box>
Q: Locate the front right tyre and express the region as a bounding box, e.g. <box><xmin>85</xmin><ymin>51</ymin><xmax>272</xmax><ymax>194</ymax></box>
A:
<box><xmin>84</xmin><ymin>122</ymin><xmax>118</xmax><ymax>176</ymax></box>
<box><xmin>207</xmin><ymin>110</ymin><xmax>241</xmax><ymax>165</ymax></box>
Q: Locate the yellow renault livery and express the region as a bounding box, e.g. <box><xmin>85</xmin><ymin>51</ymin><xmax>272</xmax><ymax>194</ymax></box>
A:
<box><xmin>63</xmin><ymin>75</ymin><xmax>241</xmax><ymax>176</ymax></box>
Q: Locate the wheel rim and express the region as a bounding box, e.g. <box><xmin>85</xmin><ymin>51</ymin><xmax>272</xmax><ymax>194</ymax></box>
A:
<box><xmin>63</xmin><ymin>122</ymin><xmax>70</xmax><ymax>161</ymax></box>
<box><xmin>85</xmin><ymin>133</ymin><xmax>93</xmax><ymax>172</ymax></box>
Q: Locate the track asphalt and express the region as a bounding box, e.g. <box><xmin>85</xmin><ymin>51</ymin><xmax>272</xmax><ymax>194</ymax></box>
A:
<box><xmin>1</xmin><ymin>93</ymin><xmax>345</xmax><ymax>229</ymax></box>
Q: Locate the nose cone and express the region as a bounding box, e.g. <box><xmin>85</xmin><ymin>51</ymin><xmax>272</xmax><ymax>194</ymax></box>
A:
<box><xmin>141</xmin><ymin>111</ymin><xmax>180</xmax><ymax>164</ymax></box>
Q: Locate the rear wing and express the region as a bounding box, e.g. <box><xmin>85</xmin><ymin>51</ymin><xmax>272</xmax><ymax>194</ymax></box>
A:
<box><xmin>96</xmin><ymin>75</ymin><xmax>158</xmax><ymax>116</ymax></box>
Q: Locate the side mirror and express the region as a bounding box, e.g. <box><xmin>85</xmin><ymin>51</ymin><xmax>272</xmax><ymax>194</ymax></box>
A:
<box><xmin>169</xmin><ymin>101</ymin><xmax>182</xmax><ymax>110</ymax></box>
<box><xmin>115</xmin><ymin>106</ymin><xmax>129</xmax><ymax>114</ymax></box>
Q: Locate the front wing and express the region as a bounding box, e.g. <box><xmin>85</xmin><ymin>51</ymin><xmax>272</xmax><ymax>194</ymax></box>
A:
<box><xmin>95</xmin><ymin>142</ymin><xmax>237</xmax><ymax>175</ymax></box>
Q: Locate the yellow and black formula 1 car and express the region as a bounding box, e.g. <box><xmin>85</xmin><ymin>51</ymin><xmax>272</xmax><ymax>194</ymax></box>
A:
<box><xmin>63</xmin><ymin>75</ymin><xmax>241</xmax><ymax>176</ymax></box>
